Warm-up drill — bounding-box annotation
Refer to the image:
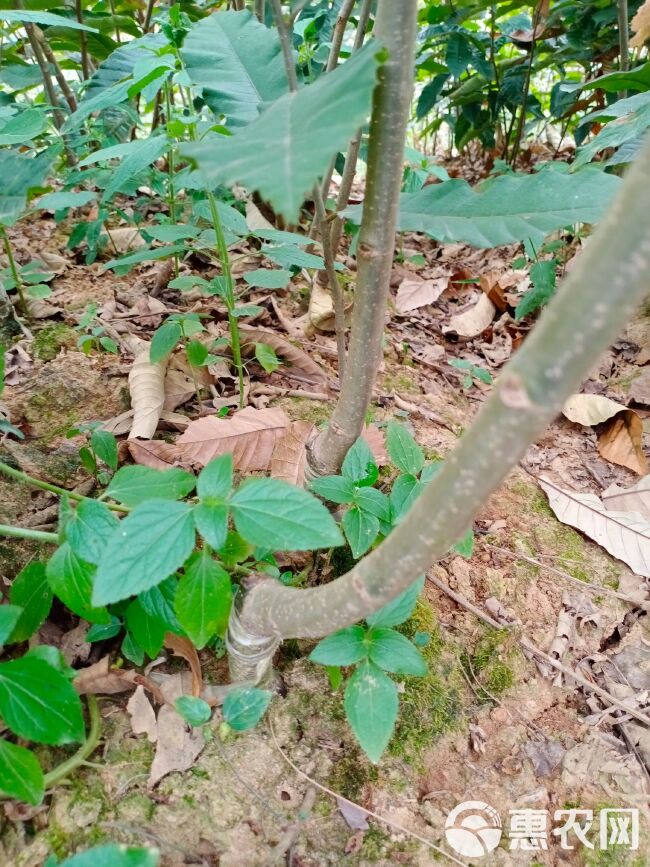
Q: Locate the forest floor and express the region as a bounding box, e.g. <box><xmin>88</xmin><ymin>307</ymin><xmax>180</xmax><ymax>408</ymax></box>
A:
<box><xmin>1</xmin><ymin>165</ymin><xmax>649</xmax><ymax>866</ymax></box>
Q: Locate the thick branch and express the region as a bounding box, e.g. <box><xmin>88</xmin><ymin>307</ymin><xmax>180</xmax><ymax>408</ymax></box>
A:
<box><xmin>307</xmin><ymin>0</ymin><xmax>417</xmax><ymax>477</ymax></box>
<box><xmin>241</xmin><ymin>136</ymin><xmax>650</xmax><ymax>639</ymax></box>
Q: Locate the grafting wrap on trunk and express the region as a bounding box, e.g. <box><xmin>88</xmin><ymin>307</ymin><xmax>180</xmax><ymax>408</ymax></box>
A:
<box><xmin>240</xmin><ymin>135</ymin><xmax>650</xmax><ymax>640</ymax></box>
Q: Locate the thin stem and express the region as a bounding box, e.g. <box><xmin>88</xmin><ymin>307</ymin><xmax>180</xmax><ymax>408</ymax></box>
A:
<box><xmin>509</xmin><ymin>3</ymin><xmax>543</xmax><ymax>167</ymax></box>
<box><xmin>308</xmin><ymin>0</ymin><xmax>417</xmax><ymax>477</ymax></box>
<box><xmin>44</xmin><ymin>696</ymin><xmax>102</xmax><ymax>788</ymax></box>
<box><xmin>254</xmin><ymin>0</ymin><xmax>266</xmax><ymax>22</ymax></box>
<box><xmin>240</xmin><ymin>134</ymin><xmax>650</xmax><ymax>640</ymax></box>
<box><xmin>0</xmin><ymin>227</ymin><xmax>28</xmax><ymax>317</ymax></box>
<box><xmin>33</xmin><ymin>25</ymin><xmax>77</xmax><ymax>112</ymax></box>
<box><xmin>109</xmin><ymin>0</ymin><xmax>121</xmax><ymax>42</ymax></box>
<box><xmin>75</xmin><ymin>0</ymin><xmax>91</xmax><ymax>80</ymax></box>
<box><xmin>618</xmin><ymin>0</ymin><xmax>629</xmax><ymax>99</ymax></box>
<box><xmin>164</xmin><ymin>81</ymin><xmax>180</xmax><ymax>279</ymax></box>
<box><xmin>144</xmin><ymin>0</ymin><xmax>157</xmax><ymax>32</ymax></box>
<box><xmin>271</xmin><ymin>0</ymin><xmax>298</xmax><ymax>90</ymax></box>
<box><xmin>23</xmin><ymin>23</ymin><xmax>66</xmax><ymax>131</ymax></box>
<box><xmin>313</xmin><ymin>187</ymin><xmax>347</xmax><ymax>374</ymax></box>
<box><xmin>0</xmin><ymin>524</ymin><xmax>58</xmax><ymax>543</ymax></box>
<box><xmin>0</xmin><ymin>460</ymin><xmax>128</xmax><ymax>512</ymax></box>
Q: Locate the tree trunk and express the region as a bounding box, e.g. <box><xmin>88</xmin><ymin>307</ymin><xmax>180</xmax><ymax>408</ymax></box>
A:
<box><xmin>307</xmin><ymin>0</ymin><xmax>417</xmax><ymax>477</ymax></box>
<box><xmin>237</xmin><ymin>135</ymin><xmax>650</xmax><ymax>641</ymax></box>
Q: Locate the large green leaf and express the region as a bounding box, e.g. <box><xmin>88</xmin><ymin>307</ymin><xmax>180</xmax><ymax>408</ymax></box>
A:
<box><xmin>366</xmin><ymin>576</ymin><xmax>425</xmax><ymax>629</ymax></box>
<box><xmin>59</xmin><ymin>844</ymin><xmax>159</xmax><ymax>867</ymax></box>
<box><xmin>105</xmin><ymin>465</ymin><xmax>196</xmax><ymax>507</ymax></box>
<box><xmin>0</xmin><ymin>148</ymin><xmax>54</xmax><ymax>226</ymax></box>
<box><xmin>93</xmin><ymin>501</ymin><xmax>196</xmax><ymax>605</ymax></box>
<box><xmin>182</xmin><ymin>10</ymin><xmax>288</xmax><ymax>127</ymax></box>
<box><xmin>175</xmin><ymin>551</ymin><xmax>232</xmax><ymax>648</ymax></box>
<box><xmin>66</xmin><ymin>499</ymin><xmax>120</xmax><ymax>566</ymax></box>
<box><xmin>230</xmin><ymin>478</ymin><xmax>344</xmax><ymax>550</ymax></box>
<box><xmin>46</xmin><ymin>543</ymin><xmax>110</xmax><ymax>624</ymax></box>
<box><xmin>0</xmin><ymin>739</ymin><xmax>44</xmax><ymax>805</ymax></box>
<box><xmin>347</xmin><ymin>168</ymin><xmax>622</xmax><ymax>249</ymax></box>
<box><xmin>102</xmin><ymin>135</ymin><xmax>168</xmax><ymax>203</ymax></box>
<box><xmin>0</xmin><ymin>110</ymin><xmax>48</xmax><ymax>146</ymax></box>
<box><xmin>83</xmin><ymin>33</ymin><xmax>166</xmax><ymax>101</ymax></box>
<box><xmin>309</xmin><ymin>626</ymin><xmax>368</xmax><ymax>666</ymax></box>
<box><xmin>8</xmin><ymin>562</ymin><xmax>52</xmax><ymax>642</ymax></box>
<box><xmin>576</xmin><ymin>62</ymin><xmax>650</xmax><ymax>94</ymax></box>
<box><xmin>0</xmin><ymin>10</ymin><xmax>98</xmax><ymax>32</ymax></box>
<box><xmin>573</xmin><ymin>103</ymin><xmax>650</xmax><ymax>169</ymax></box>
<box><xmin>344</xmin><ymin>661</ymin><xmax>398</xmax><ymax>763</ymax></box>
<box><xmin>182</xmin><ymin>44</ymin><xmax>380</xmax><ymax>221</ymax></box>
<box><xmin>0</xmin><ymin>654</ymin><xmax>84</xmax><ymax>745</ymax></box>
<box><xmin>367</xmin><ymin>628</ymin><xmax>428</xmax><ymax>676</ymax></box>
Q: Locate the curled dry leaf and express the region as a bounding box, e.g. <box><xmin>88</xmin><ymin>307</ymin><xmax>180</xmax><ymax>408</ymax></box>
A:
<box><xmin>246</xmin><ymin>200</ymin><xmax>275</xmax><ymax>231</ymax></box>
<box><xmin>395</xmin><ymin>276</ymin><xmax>447</xmax><ymax>313</ymax></box>
<box><xmin>239</xmin><ymin>324</ymin><xmax>330</xmax><ymax>386</ymax></box>
<box><xmin>127</xmin><ymin>685</ymin><xmax>158</xmax><ymax>743</ymax></box>
<box><xmin>562</xmin><ymin>394</ymin><xmax>647</xmax><ymax>474</ymax></box>
<box><xmin>164</xmin><ymin>632</ymin><xmax>203</xmax><ymax>698</ymax></box>
<box><xmin>270</xmin><ymin>420</ymin><xmax>315</xmax><ymax>486</ymax></box>
<box><xmin>163</xmin><ymin>352</ymin><xmax>212</xmax><ymax>412</ymax></box>
<box><xmin>74</xmin><ymin>655</ymin><xmax>166</xmax><ymax>705</ymax></box>
<box><xmin>128</xmin><ymin>347</ymin><xmax>168</xmax><ymax>440</ymax></box>
<box><xmin>307</xmin><ymin>281</ymin><xmax>352</xmax><ymax>332</ymax></box>
<box><xmin>563</xmin><ymin>393</ymin><xmax>628</xmax><ymax>426</ymax></box>
<box><xmin>148</xmin><ymin>671</ymin><xmax>204</xmax><ymax>788</ymax></box>
<box><xmin>602</xmin><ymin>476</ymin><xmax>650</xmax><ymax>522</ymax></box>
<box><xmin>539</xmin><ymin>475</ymin><xmax>650</xmax><ymax>577</ymax></box>
<box><xmin>444</xmin><ymin>293</ymin><xmax>496</xmax><ymax>338</ymax></box>
<box><xmin>129</xmin><ymin>405</ymin><xmax>291</xmax><ymax>471</ymax></box>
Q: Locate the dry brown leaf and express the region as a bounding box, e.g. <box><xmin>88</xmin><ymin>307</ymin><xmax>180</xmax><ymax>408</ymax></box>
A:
<box><xmin>246</xmin><ymin>200</ymin><xmax>275</xmax><ymax>231</ymax></box>
<box><xmin>36</xmin><ymin>251</ymin><xmax>68</xmax><ymax>274</ymax></box>
<box><xmin>127</xmin><ymin>685</ymin><xmax>158</xmax><ymax>743</ymax></box>
<box><xmin>479</xmin><ymin>271</ymin><xmax>509</xmax><ymax>312</ymax></box>
<box><xmin>631</xmin><ymin>0</ymin><xmax>650</xmax><ymax>47</ymax></box>
<box><xmin>444</xmin><ymin>293</ymin><xmax>496</xmax><ymax>338</ymax></box>
<box><xmin>307</xmin><ymin>281</ymin><xmax>352</xmax><ymax>332</ymax></box>
<box><xmin>164</xmin><ymin>633</ymin><xmax>202</xmax><ymax>697</ymax></box>
<box><xmin>602</xmin><ymin>476</ymin><xmax>650</xmax><ymax>521</ymax></box>
<box><xmin>148</xmin><ymin>672</ymin><xmax>204</xmax><ymax>788</ymax></box>
<box><xmin>539</xmin><ymin>475</ymin><xmax>650</xmax><ymax>577</ymax></box>
<box><xmin>163</xmin><ymin>352</ymin><xmax>212</xmax><ymax>411</ymax></box>
<box><xmin>362</xmin><ymin>424</ymin><xmax>388</xmax><ymax>465</ymax></box>
<box><xmin>128</xmin><ymin>347</ymin><xmax>168</xmax><ymax>439</ymax></box>
<box><xmin>562</xmin><ymin>393</ymin><xmax>628</xmax><ymax>426</ymax></box>
<box><xmin>270</xmin><ymin>420</ymin><xmax>315</xmax><ymax>485</ymax></box>
<box><xmin>598</xmin><ymin>412</ymin><xmax>648</xmax><ymax>475</ymax></box>
<box><xmin>102</xmin><ymin>226</ymin><xmax>146</xmax><ymax>256</ymax></box>
<box><xmin>74</xmin><ymin>656</ymin><xmax>166</xmax><ymax>704</ymax></box>
<box><xmin>239</xmin><ymin>325</ymin><xmax>330</xmax><ymax>386</ymax></box>
<box><xmin>395</xmin><ymin>276</ymin><xmax>447</xmax><ymax>313</ymax></box>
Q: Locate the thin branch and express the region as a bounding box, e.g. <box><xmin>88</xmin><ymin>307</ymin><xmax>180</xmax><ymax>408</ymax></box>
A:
<box><xmin>33</xmin><ymin>25</ymin><xmax>77</xmax><ymax>111</ymax></box>
<box><xmin>618</xmin><ymin>0</ymin><xmax>630</xmax><ymax>99</ymax></box>
<box><xmin>75</xmin><ymin>0</ymin><xmax>91</xmax><ymax>80</ymax></box>
<box><xmin>313</xmin><ymin>186</ymin><xmax>347</xmax><ymax>374</ymax></box>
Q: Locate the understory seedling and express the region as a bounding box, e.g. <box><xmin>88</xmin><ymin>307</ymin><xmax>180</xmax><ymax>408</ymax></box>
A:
<box><xmin>448</xmin><ymin>358</ymin><xmax>494</xmax><ymax>390</ymax></box>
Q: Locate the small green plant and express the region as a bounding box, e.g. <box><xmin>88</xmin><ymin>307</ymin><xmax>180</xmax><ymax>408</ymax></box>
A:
<box><xmin>66</xmin><ymin>424</ymin><xmax>118</xmax><ymax>484</ymax></box>
<box><xmin>448</xmin><ymin>358</ymin><xmax>494</xmax><ymax>390</ymax></box>
<box><xmin>74</xmin><ymin>303</ymin><xmax>119</xmax><ymax>355</ymax></box>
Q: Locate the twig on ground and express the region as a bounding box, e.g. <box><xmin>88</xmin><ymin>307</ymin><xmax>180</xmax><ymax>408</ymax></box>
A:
<box><xmin>392</xmin><ymin>393</ymin><xmax>455</xmax><ymax>431</ymax></box>
<box><xmin>269</xmin><ymin>785</ymin><xmax>317</xmax><ymax>864</ymax></box>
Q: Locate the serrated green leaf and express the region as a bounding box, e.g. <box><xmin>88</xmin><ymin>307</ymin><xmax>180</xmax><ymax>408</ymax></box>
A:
<box><xmin>175</xmin><ymin>695</ymin><xmax>212</xmax><ymax>727</ymax></box>
<box><xmin>0</xmin><ymin>655</ymin><xmax>84</xmax><ymax>745</ymax></box>
<box><xmin>193</xmin><ymin>502</ymin><xmax>230</xmax><ymax>550</ymax></box>
<box><xmin>93</xmin><ymin>501</ymin><xmax>196</xmax><ymax>605</ymax></box>
<box><xmin>341</xmin><ymin>437</ymin><xmax>376</xmax><ymax>484</ymax></box>
<box><xmin>353</xmin><ymin>487</ymin><xmax>391</xmax><ymax>523</ymax></box>
<box><xmin>8</xmin><ymin>562</ymin><xmax>52</xmax><ymax>642</ymax></box>
<box><xmin>66</xmin><ymin>499</ymin><xmax>120</xmax><ymax>565</ymax></box>
<box><xmin>125</xmin><ymin>599</ymin><xmax>166</xmax><ymax>658</ymax></box>
<box><xmin>47</xmin><ymin>543</ymin><xmax>110</xmax><ymax>624</ymax></box>
<box><xmin>243</xmin><ymin>269</ymin><xmax>291</xmax><ymax>289</ymax></box>
<box><xmin>186</xmin><ymin>339</ymin><xmax>209</xmax><ymax>366</ymax></box>
<box><xmin>386</xmin><ymin>422</ymin><xmax>425</xmax><ymax>476</ymax></box>
<box><xmin>389</xmin><ymin>473</ymin><xmax>422</xmax><ymax>523</ymax></box>
<box><xmin>106</xmin><ymin>465</ymin><xmax>196</xmax><ymax>507</ymax></box>
<box><xmin>175</xmin><ymin>551</ymin><xmax>232</xmax><ymax>648</ymax></box>
<box><xmin>0</xmin><ymin>739</ymin><xmax>44</xmax><ymax>805</ymax></box>
<box><xmin>197</xmin><ymin>454</ymin><xmax>233</xmax><ymax>500</ymax></box>
<box><xmin>231</xmin><ymin>478</ymin><xmax>343</xmax><ymax>550</ymax></box>
<box><xmin>102</xmin><ymin>136</ymin><xmax>168</xmax><ymax>203</ymax></box>
<box><xmin>150</xmin><ymin>320</ymin><xmax>183</xmax><ymax>363</ymax></box>
<box><xmin>182</xmin><ymin>10</ymin><xmax>288</xmax><ymax>127</ymax></box>
<box><xmin>91</xmin><ymin>429</ymin><xmax>118</xmax><ymax>469</ymax></box>
<box><xmin>344</xmin><ymin>661</ymin><xmax>398</xmax><ymax>763</ymax></box>
<box><xmin>367</xmin><ymin>628</ymin><xmax>428</xmax><ymax>676</ymax></box>
<box><xmin>104</xmin><ymin>244</ymin><xmax>186</xmax><ymax>274</ymax></box>
<box><xmin>182</xmin><ymin>44</ymin><xmax>380</xmax><ymax>221</ymax></box>
<box><xmin>222</xmin><ymin>686</ymin><xmax>271</xmax><ymax>731</ymax></box>
<box><xmin>260</xmin><ymin>244</ymin><xmax>329</xmax><ymax>270</ymax></box>
<box><xmin>58</xmin><ymin>843</ymin><xmax>160</xmax><ymax>867</ymax></box>
<box><xmin>366</xmin><ymin>577</ymin><xmax>425</xmax><ymax>629</ymax></box>
<box><xmin>310</xmin><ymin>475</ymin><xmax>356</xmax><ymax>505</ymax></box>
<box><xmin>139</xmin><ymin>577</ymin><xmax>182</xmax><ymax>634</ymax></box>
<box><xmin>254</xmin><ymin>342</ymin><xmax>281</xmax><ymax>373</ymax></box>
<box><xmin>0</xmin><ymin>110</ymin><xmax>47</xmax><ymax>145</ymax></box>
<box><xmin>0</xmin><ymin>605</ymin><xmax>22</xmax><ymax>645</ymax></box>
<box><xmin>343</xmin><ymin>506</ymin><xmax>379</xmax><ymax>558</ymax></box>
<box><xmin>86</xmin><ymin>616</ymin><xmax>122</xmax><ymax>643</ymax></box>
<box><xmin>309</xmin><ymin>626</ymin><xmax>368</xmax><ymax>666</ymax></box>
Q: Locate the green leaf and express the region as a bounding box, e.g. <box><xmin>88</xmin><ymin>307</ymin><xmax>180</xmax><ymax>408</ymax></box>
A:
<box><xmin>197</xmin><ymin>454</ymin><xmax>233</xmax><ymax>500</ymax></box>
<box><xmin>260</xmin><ymin>244</ymin><xmax>329</xmax><ymax>271</ymax></box>
<box><xmin>186</xmin><ymin>339</ymin><xmax>209</xmax><ymax>367</ymax></box>
<box><xmin>47</xmin><ymin>543</ymin><xmax>110</xmax><ymax>624</ymax></box>
<box><xmin>386</xmin><ymin>422</ymin><xmax>425</xmax><ymax>476</ymax></box>
<box><xmin>452</xmin><ymin>527</ymin><xmax>474</xmax><ymax>558</ymax></box>
<box><xmin>145</xmin><ymin>224</ymin><xmax>200</xmax><ymax>243</ymax></box>
<box><xmin>0</xmin><ymin>110</ymin><xmax>47</xmax><ymax>145</ymax></box>
<box><xmin>367</xmin><ymin>628</ymin><xmax>427</xmax><ymax>676</ymax></box>
<box><xmin>122</xmin><ymin>630</ymin><xmax>145</xmax><ymax>666</ymax></box>
<box><xmin>0</xmin><ymin>655</ymin><xmax>84</xmax><ymax>744</ymax></box>
<box><xmin>0</xmin><ymin>739</ymin><xmax>44</xmax><ymax>805</ymax></box>
<box><xmin>222</xmin><ymin>686</ymin><xmax>271</xmax><ymax>731</ymax></box>
<box><xmin>366</xmin><ymin>576</ymin><xmax>425</xmax><ymax>629</ymax></box>
<box><xmin>309</xmin><ymin>626</ymin><xmax>368</xmax><ymax>666</ymax></box>
<box><xmin>150</xmin><ymin>320</ymin><xmax>183</xmax><ymax>363</ymax></box>
<box><xmin>243</xmin><ymin>269</ymin><xmax>292</xmax><ymax>289</ymax></box>
<box><xmin>86</xmin><ymin>616</ymin><xmax>122</xmax><ymax>642</ymax></box>
<box><xmin>389</xmin><ymin>474</ymin><xmax>422</xmax><ymax>523</ymax></box>
<box><xmin>231</xmin><ymin>478</ymin><xmax>343</xmax><ymax>550</ymax></box>
<box><xmin>102</xmin><ymin>136</ymin><xmax>168</xmax><ymax>203</ymax></box>
<box><xmin>37</xmin><ymin>190</ymin><xmax>97</xmax><ymax>211</ymax></box>
<box><xmin>175</xmin><ymin>695</ymin><xmax>212</xmax><ymax>727</ymax></box>
<box><xmin>138</xmin><ymin>578</ymin><xmax>182</xmax><ymax>635</ymax></box>
<box><xmin>573</xmin><ymin>102</ymin><xmax>650</xmax><ymax>170</ymax></box>
<box><xmin>93</xmin><ymin>501</ymin><xmax>196</xmax><ymax>606</ymax></box>
<box><xmin>58</xmin><ymin>843</ymin><xmax>160</xmax><ymax>867</ymax></box>
<box><xmin>0</xmin><ymin>9</ymin><xmax>98</xmax><ymax>31</ymax></box>
<box><xmin>219</xmin><ymin>530</ymin><xmax>252</xmax><ymax>567</ymax></box>
<box><xmin>91</xmin><ymin>429</ymin><xmax>118</xmax><ymax>469</ymax></box>
<box><xmin>104</xmin><ymin>244</ymin><xmax>186</xmax><ymax>274</ymax></box>
<box><xmin>515</xmin><ymin>259</ymin><xmax>557</xmax><ymax>320</ymax></box>
<box><xmin>65</xmin><ymin>499</ymin><xmax>120</xmax><ymax>566</ymax></box>
<box><xmin>125</xmin><ymin>599</ymin><xmax>166</xmax><ymax>658</ymax></box>
<box><xmin>8</xmin><ymin>562</ymin><xmax>52</xmax><ymax>642</ymax></box>
<box><xmin>193</xmin><ymin>502</ymin><xmax>230</xmax><ymax>550</ymax></box>
<box><xmin>342</xmin><ymin>437</ymin><xmax>377</xmax><ymax>484</ymax></box>
<box><xmin>175</xmin><ymin>551</ymin><xmax>232</xmax><ymax>648</ymax></box>
<box><xmin>0</xmin><ymin>605</ymin><xmax>22</xmax><ymax>645</ymax></box>
<box><xmin>353</xmin><ymin>487</ymin><xmax>391</xmax><ymax>523</ymax></box>
<box><xmin>576</xmin><ymin>62</ymin><xmax>650</xmax><ymax>94</ymax></box>
<box><xmin>348</xmin><ymin>169</ymin><xmax>622</xmax><ymax>249</ymax></box>
<box><xmin>344</xmin><ymin>661</ymin><xmax>398</xmax><ymax>763</ymax></box>
<box><xmin>310</xmin><ymin>475</ymin><xmax>356</xmax><ymax>505</ymax></box>
<box><xmin>182</xmin><ymin>44</ymin><xmax>380</xmax><ymax>221</ymax></box>
<box><xmin>182</xmin><ymin>10</ymin><xmax>287</xmax><ymax>127</ymax></box>
<box><xmin>0</xmin><ymin>148</ymin><xmax>55</xmax><ymax>227</ymax></box>
<box><xmin>254</xmin><ymin>342</ymin><xmax>280</xmax><ymax>373</ymax></box>
<box><xmin>106</xmin><ymin>465</ymin><xmax>196</xmax><ymax>507</ymax></box>
<box><xmin>343</xmin><ymin>506</ymin><xmax>380</xmax><ymax>558</ymax></box>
